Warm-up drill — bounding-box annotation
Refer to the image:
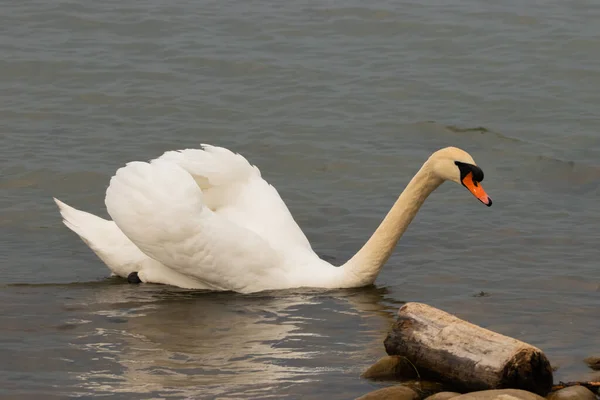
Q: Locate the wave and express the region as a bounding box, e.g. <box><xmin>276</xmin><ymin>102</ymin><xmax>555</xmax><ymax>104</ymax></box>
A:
<box><xmin>415</xmin><ymin>120</ymin><xmax>524</xmax><ymax>143</ymax></box>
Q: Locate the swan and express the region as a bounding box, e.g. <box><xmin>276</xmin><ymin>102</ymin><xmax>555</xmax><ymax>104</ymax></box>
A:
<box><xmin>54</xmin><ymin>145</ymin><xmax>492</xmax><ymax>293</ymax></box>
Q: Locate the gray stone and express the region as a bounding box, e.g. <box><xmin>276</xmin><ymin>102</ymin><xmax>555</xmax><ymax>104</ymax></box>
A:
<box><xmin>546</xmin><ymin>386</ymin><xmax>596</xmax><ymax>400</ymax></box>
<box><xmin>451</xmin><ymin>389</ymin><xmax>545</xmax><ymax>400</ymax></box>
<box><xmin>355</xmin><ymin>385</ymin><xmax>419</xmax><ymax>400</ymax></box>
<box><xmin>424</xmin><ymin>392</ymin><xmax>462</xmax><ymax>400</ymax></box>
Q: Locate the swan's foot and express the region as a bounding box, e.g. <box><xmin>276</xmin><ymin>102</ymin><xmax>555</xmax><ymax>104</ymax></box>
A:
<box><xmin>127</xmin><ymin>272</ymin><xmax>142</xmax><ymax>284</ymax></box>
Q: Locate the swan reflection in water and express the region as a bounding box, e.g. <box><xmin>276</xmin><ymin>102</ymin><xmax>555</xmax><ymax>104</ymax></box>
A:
<box><xmin>70</xmin><ymin>281</ymin><xmax>400</xmax><ymax>398</ymax></box>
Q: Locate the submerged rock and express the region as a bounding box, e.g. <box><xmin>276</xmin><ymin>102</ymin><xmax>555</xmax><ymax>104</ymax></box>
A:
<box><xmin>584</xmin><ymin>356</ymin><xmax>600</xmax><ymax>371</ymax></box>
<box><xmin>361</xmin><ymin>356</ymin><xmax>419</xmax><ymax>381</ymax></box>
<box><xmin>355</xmin><ymin>385</ymin><xmax>418</xmax><ymax>400</ymax></box>
<box><xmin>450</xmin><ymin>388</ymin><xmax>545</xmax><ymax>399</ymax></box>
<box><xmin>424</xmin><ymin>392</ymin><xmax>461</xmax><ymax>400</ymax></box>
<box><xmin>546</xmin><ymin>386</ymin><xmax>596</xmax><ymax>400</ymax></box>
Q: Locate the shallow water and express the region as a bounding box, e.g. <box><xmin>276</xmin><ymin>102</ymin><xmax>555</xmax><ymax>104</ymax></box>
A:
<box><xmin>1</xmin><ymin>0</ymin><xmax>600</xmax><ymax>398</ymax></box>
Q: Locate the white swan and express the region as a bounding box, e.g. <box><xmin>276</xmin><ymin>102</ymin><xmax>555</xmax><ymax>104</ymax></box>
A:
<box><xmin>54</xmin><ymin>145</ymin><xmax>491</xmax><ymax>293</ymax></box>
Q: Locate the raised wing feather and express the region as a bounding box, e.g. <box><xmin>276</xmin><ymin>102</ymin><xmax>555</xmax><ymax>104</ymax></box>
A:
<box><xmin>157</xmin><ymin>145</ymin><xmax>313</xmax><ymax>253</ymax></box>
<box><xmin>105</xmin><ymin>159</ymin><xmax>288</xmax><ymax>293</ymax></box>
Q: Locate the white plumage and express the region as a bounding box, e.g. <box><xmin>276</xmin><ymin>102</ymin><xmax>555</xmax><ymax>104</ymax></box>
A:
<box><xmin>55</xmin><ymin>145</ymin><xmax>491</xmax><ymax>293</ymax></box>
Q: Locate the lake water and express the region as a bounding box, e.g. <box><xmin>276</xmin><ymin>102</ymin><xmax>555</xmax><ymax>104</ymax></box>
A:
<box><xmin>1</xmin><ymin>0</ymin><xmax>599</xmax><ymax>398</ymax></box>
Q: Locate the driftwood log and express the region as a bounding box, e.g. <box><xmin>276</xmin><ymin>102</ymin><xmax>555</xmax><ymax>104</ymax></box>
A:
<box><xmin>384</xmin><ymin>302</ymin><xmax>553</xmax><ymax>396</ymax></box>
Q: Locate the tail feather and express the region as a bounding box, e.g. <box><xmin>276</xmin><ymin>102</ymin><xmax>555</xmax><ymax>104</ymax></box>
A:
<box><xmin>53</xmin><ymin>197</ymin><xmax>147</xmax><ymax>277</ymax></box>
<box><xmin>54</xmin><ymin>198</ymin><xmax>107</xmax><ymax>247</ymax></box>
<box><xmin>54</xmin><ymin>197</ymin><xmax>219</xmax><ymax>289</ymax></box>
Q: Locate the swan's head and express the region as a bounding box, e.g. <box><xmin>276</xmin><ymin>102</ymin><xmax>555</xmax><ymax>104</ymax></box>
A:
<box><xmin>429</xmin><ymin>147</ymin><xmax>492</xmax><ymax>207</ymax></box>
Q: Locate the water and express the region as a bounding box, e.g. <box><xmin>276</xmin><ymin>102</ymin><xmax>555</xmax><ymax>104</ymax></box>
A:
<box><xmin>1</xmin><ymin>0</ymin><xmax>599</xmax><ymax>398</ymax></box>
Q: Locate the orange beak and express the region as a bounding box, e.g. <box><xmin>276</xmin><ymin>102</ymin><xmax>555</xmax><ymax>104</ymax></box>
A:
<box><xmin>462</xmin><ymin>172</ymin><xmax>492</xmax><ymax>206</ymax></box>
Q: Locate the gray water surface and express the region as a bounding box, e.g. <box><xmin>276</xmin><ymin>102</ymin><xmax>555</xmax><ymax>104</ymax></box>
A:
<box><xmin>1</xmin><ymin>0</ymin><xmax>599</xmax><ymax>398</ymax></box>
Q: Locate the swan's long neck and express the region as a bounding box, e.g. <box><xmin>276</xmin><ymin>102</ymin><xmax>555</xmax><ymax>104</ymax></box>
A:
<box><xmin>340</xmin><ymin>162</ymin><xmax>443</xmax><ymax>286</ymax></box>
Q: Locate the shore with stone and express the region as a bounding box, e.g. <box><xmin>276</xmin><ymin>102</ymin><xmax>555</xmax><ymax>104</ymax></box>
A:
<box><xmin>356</xmin><ymin>302</ymin><xmax>599</xmax><ymax>400</ymax></box>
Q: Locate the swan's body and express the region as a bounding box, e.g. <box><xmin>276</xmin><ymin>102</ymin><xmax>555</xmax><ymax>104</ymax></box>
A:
<box><xmin>55</xmin><ymin>145</ymin><xmax>491</xmax><ymax>293</ymax></box>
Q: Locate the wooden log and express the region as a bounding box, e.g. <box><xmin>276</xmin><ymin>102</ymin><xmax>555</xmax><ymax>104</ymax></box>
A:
<box><xmin>383</xmin><ymin>302</ymin><xmax>553</xmax><ymax>396</ymax></box>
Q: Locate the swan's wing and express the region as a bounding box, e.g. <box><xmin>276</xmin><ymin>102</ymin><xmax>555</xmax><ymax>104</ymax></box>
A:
<box><xmin>104</xmin><ymin>159</ymin><xmax>288</xmax><ymax>293</ymax></box>
<box><xmin>157</xmin><ymin>145</ymin><xmax>313</xmax><ymax>253</ymax></box>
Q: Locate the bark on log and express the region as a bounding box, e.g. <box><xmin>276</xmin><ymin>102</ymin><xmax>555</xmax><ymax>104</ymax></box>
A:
<box><xmin>384</xmin><ymin>302</ymin><xmax>553</xmax><ymax>396</ymax></box>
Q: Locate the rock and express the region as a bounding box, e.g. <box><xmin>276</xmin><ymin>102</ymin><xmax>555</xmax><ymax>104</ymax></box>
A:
<box><xmin>361</xmin><ymin>356</ymin><xmax>419</xmax><ymax>380</ymax></box>
<box><xmin>355</xmin><ymin>385</ymin><xmax>419</xmax><ymax>400</ymax></box>
<box><xmin>546</xmin><ymin>386</ymin><xmax>597</xmax><ymax>400</ymax></box>
<box><xmin>584</xmin><ymin>356</ymin><xmax>600</xmax><ymax>371</ymax></box>
<box><xmin>450</xmin><ymin>388</ymin><xmax>545</xmax><ymax>399</ymax></box>
<box><xmin>424</xmin><ymin>392</ymin><xmax>462</xmax><ymax>400</ymax></box>
<box><xmin>399</xmin><ymin>381</ymin><xmax>449</xmax><ymax>398</ymax></box>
